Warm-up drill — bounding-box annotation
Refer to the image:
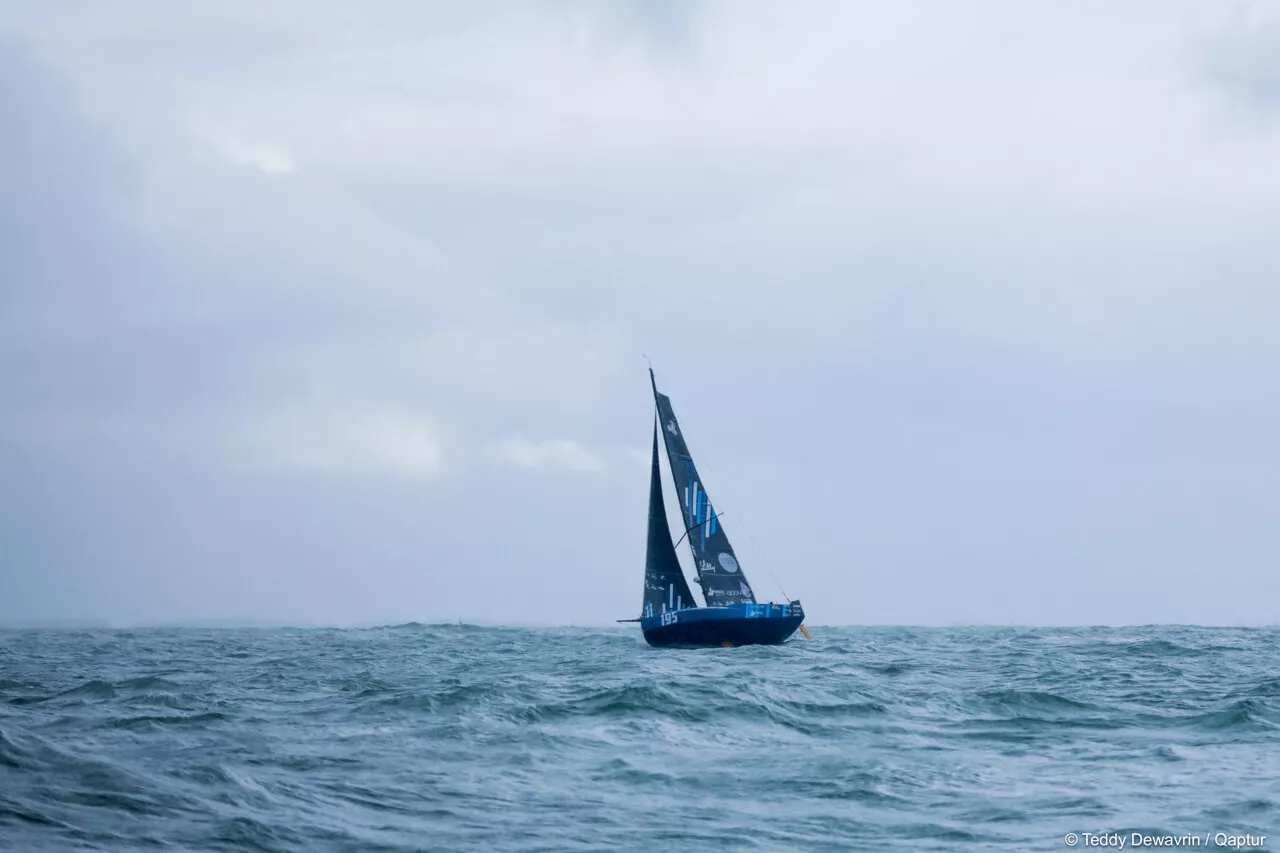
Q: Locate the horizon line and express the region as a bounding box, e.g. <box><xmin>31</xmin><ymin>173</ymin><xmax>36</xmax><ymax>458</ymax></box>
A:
<box><xmin>3</xmin><ymin>618</ymin><xmax>1278</xmax><ymax>631</ymax></box>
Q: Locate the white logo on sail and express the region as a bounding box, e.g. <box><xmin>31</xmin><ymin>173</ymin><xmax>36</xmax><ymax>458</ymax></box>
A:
<box><xmin>718</xmin><ymin>553</ymin><xmax>738</xmax><ymax>573</ymax></box>
<box><xmin>666</xmin><ymin>420</ymin><xmax>678</xmax><ymax>436</ymax></box>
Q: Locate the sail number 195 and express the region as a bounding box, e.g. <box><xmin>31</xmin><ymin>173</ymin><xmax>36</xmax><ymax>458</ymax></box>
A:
<box><xmin>660</xmin><ymin>612</ymin><xmax>679</xmax><ymax>627</ymax></box>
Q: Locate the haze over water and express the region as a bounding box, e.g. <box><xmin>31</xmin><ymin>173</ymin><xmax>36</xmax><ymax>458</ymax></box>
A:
<box><xmin>1</xmin><ymin>624</ymin><xmax>1276</xmax><ymax>851</ymax></box>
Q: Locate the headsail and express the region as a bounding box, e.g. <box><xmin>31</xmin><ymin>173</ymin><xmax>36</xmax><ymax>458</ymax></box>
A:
<box><xmin>649</xmin><ymin>369</ymin><xmax>757</xmax><ymax>606</ymax></box>
<box><xmin>642</xmin><ymin>420</ymin><xmax>698</xmax><ymax>617</ymax></box>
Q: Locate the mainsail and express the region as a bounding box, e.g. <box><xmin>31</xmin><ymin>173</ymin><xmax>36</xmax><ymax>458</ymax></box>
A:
<box><xmin>650</xmin><ymin>370</ymin><xmax>757</xmax><ymax>606</ymax></box>
<box><xmin>642</xmin><ymin>421</ymin><xmax>698</xmax><ymax>617</ymax></box>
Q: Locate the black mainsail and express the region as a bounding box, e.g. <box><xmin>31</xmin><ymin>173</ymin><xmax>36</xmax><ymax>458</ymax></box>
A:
<box><xmin>643</xmin><ymin>421</ymin><xmax>698</xmax><ymax>617</ymax></box>
<box><xmin>650</xmin><ymin>369</ymin><xmax>757</xmax><ymax>607</ymax></box>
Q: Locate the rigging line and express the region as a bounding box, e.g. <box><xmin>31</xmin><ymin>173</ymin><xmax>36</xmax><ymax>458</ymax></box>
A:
<box><xmin>693</xmin><ymin>446</ymin><xmax>790</xmax><ymax>603</ymax></box>
<box><xmin>746</xmin><ymin>506</ymin><xmax>789</xmax><ymax>600</ymax></box>
<box><xmin>672</xmin><ymin>512</ymin><xmax>726</xmax><ymax>551</ymax></box>
<box><xmin>740</xmin><ymin>505</ymin><xmax>790</xmax><ymax>601</ymax></box>
<box><xmin>692</xmin><ymin>428</ymin><xmax>790</xmax><ymax>600</ymax></box>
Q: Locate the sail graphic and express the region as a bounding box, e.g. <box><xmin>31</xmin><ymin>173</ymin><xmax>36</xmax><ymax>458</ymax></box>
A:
<box><xmin>642</xmin><ymin>421</ymin><xmax>698</xmax><ymax>617</ymax></box>
<box><xmin>649</xmin><ymin>370</ymin><xmax>757</xmax><ymax>606</ymax></box>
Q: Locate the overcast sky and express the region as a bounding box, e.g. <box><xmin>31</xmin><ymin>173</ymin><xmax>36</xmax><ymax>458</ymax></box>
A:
<box><xmin>2</xmin><ymin>2</ymin><xmax>1278</xmax><ymax>627</ymax></box>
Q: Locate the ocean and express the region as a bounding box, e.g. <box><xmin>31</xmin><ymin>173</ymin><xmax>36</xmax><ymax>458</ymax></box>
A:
<box><xmin>1</xmin><ymin>625</ymin><xmax>1276</xmax><ymax>851</ymax></box>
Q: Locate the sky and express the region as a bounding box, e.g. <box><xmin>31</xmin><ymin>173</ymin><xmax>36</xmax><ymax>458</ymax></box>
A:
<box><xmin>2</xmin><ymin>1</ymin><xmax>1278</xmax><ymax>627</ymax></box>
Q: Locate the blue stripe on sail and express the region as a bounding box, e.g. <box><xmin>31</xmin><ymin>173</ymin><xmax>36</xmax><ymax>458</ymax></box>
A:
<box><xmin>696</xmin><ymin>489</ymin><xmax>706</xmax><ymax>548</ymax></box>
<box><xmin>699</xmin><ymin>491</ymin><xmax>706</xmax><ymax>550</ymax></box>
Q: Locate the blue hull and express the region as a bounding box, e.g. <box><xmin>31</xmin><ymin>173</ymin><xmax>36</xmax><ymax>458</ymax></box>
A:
<box><xmin>641</xmin><ymin>601</ymin><xmax>804</xmax><ymax>647</ymax></box>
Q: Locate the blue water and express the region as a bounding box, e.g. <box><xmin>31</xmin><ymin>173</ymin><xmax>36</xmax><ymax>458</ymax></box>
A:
<box><xmin>1</xmin><ymin>625</ymin><xmax>1276</xmax><ymax>851</ymax></box>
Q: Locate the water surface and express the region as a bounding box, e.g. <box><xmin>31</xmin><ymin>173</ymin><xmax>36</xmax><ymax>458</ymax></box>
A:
<box><xmin>2</xmin><ymin>625</ymin><xmax>1276</xmax><ymax>850</ymax></box>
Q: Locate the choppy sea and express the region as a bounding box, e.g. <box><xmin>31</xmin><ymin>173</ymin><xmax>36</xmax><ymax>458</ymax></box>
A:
<box><xmin>1</xmin><ymin>625</ymin><xmax>1276</xmax><ymax>851</ymax></box>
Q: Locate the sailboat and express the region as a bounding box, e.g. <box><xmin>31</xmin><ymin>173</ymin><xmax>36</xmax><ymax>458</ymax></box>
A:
<box><xmin>625</xmin><ymin>368</ymin><xmax>805</xmax><ymax>647</ymax></box>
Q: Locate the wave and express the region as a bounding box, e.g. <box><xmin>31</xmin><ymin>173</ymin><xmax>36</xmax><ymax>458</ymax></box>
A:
<box><xmin>0</xmin><ymin>794</ymin><xmax>69</xmax><ymax>830</ymax></box>
<box><xmin>1242</xmin><ymin>677</ymin><xmax>1280</xmax><ymax>698</ymax></box>
<box><xmin>103</xmin><ymin>712</ymin><xmax>230</xmax><ymax>730</ymax></box>
<box><xmin>516</xmin><ymin>683</ymin><xmax>708</xmax><ymax>723</ymax></box>
<box><xmin>0</xmin><ymin>726</ymin><xmax>24</xmax><ymax>769</ymax></box>
<box><xmin>54</xmin><ymin>679</ymin><xmax>118</xmax><ymax>700</ymax></box>
<box><xmin>976</xmin><ymin>689</ymin><xmax>1099</xmax><ymax>713</ymax></box>
<box><xmin>1182</xmin><ymin>698</ymin><xmax>1278</xmax><ymax>732</ymax></box>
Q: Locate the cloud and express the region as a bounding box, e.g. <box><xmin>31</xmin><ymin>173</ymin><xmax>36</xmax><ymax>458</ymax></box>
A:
<box><xmin>239</xmin><ymin>407</ymin><xmax>445</xmax><ymax>475</ymax></box>
<box><xmin>215</xmin><ymin>136</ymin><xmax>296</xmax><ymax>174</ymax></box>
<box><xmin>491</xmin><ymin>438</ymin><xmax>608</xmax><ymax>473</ymax></box>
<box><xmin>1200</xmin><ymin>5</ymin><xmax>1280</xmax><ymax>118</ymax></box>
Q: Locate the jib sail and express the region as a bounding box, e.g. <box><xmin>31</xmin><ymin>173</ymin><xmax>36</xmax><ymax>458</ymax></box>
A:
<box><xmin>643</xmin><ymin>421</ymin><xmax>698</xmax><ymax>617</ymax></box>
